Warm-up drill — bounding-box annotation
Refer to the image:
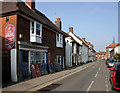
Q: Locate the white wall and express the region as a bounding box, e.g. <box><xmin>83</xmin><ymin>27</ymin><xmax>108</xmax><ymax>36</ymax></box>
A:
<box><xmin>114</xmin><ymin>46</ymin><xmax>120</xmax><ymax>54</ymax></box>
<box><xmin>65</xmin><ymin>37</ymin><xmax>72</xmax><ymax>67</ymax></box>
<box><xmin>11</xmin><ymin>49</ymin><xmax>18</xmax><ymax>82</ymax></box>
<box><xmin>68</xmin><ymin>32</ymin><xmax>88</xmax><ymax>64</ymax></box>
<box><xmin>81</xmin><ymin>43</ymin><xmax>89</xmax><ymax>63</ymax></box>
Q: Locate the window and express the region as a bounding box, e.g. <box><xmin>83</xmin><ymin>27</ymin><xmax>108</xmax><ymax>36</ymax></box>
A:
<box><xmin>30</xmin><ymin>21</ymin><xmax>42</xmax><ymax>43</ymax></box>
<box><xmin>31</xmin><ymin>22</ymin><xmax>34</xmax><ymax>34</ymax></box>
<box><xmin>56</xmin><ymin>33</ymin><xmax>63</xmax><ymax>48</ymax></box>
<box><xmin>57</xmin><ymin>55</ymin><xmax>62</xmax><ymax>65</ymax></box>
<box><xmin>36</xmin><ymin>23</ymin><xmax>40</xmax><ymax>35</ymax></box>
<box><xmin>30</xmin><ymin>52</ymin><xmax>46</xmax><ymax>64</ymax></box>
<box><xmin>73</xmin><ymin>43</ymin><xmax>76</xmax><ymax>54</ymax></box>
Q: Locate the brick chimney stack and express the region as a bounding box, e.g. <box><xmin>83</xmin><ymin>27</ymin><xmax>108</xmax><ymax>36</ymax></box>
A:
<box><xmin>69</xmin><ymin>27</ymin><xmax>73</xmax><ymax>33</ymax></box>
<box><xmin>82</xmin><ymin>38</ymin><xmax>85</xmax><ymax>41</ymax></box>
<box><xmin>55</xmin><ymin>18</ymin><xmax>61</xmax><ymax>30</ymax></box>
<box><xmin>26</xmin><ymin>0</ymin><xmax>35</xmax><ymax>10</ymax></box>
<box><xmin>88</xmin><ymin>42</ymin><xmax>90</xmax><ymax>45</ymax></box>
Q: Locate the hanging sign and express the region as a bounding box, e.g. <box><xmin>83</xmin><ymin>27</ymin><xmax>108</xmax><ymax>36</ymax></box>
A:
<box><xmin>5</xmin><ymin>24</ymin><xmax>15</xmax><ymax>49</ymax></box>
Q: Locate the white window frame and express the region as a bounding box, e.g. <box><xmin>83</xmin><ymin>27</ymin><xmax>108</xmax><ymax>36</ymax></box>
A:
<box><xmin>73</xmin><ymin>43</ymin><xmax>76</xmax><ymax>54</ymax></box>
<box><xmin>57</xmin><ymin>55</ymin><xmax>62</xmax><ymax>65</ymax></box>
<box><xmin>56</xmin><ymin>33</ymin><xmax>63</xmax><ymax>48</ymax></box>
<box><xmin>30</xmin><ymin>21</ymin><xmax>42</xmax><ymax>43</ymax></box>
<box><xmin>30</xmin><ymin>51</ymin><xmax>46</xmax><ymax>64</ymax></box>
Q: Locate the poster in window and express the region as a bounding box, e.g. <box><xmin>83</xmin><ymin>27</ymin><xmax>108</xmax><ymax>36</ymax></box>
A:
<box><xmin>31</xmin><ymin>64</ymin><xmax>37</xmax><ymax>78</ymax></box>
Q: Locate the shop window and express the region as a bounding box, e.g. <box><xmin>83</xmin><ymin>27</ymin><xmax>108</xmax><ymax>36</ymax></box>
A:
<box><xmin>30</xmin><ymin>52</ymin><xmax>46</xmax><ymax>64</ymax></box>
<box><xmin>30</xmin><ymin>21</ymin><xmax>42</xmax><ymax>43</ymax></box>
<box><xmin>56</xmin><ymin>34</ymin><xmax>63</xmax><ymax>48</ymax></box>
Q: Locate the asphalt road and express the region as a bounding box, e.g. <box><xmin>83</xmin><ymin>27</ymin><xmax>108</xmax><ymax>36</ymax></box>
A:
<box><xmin>39</xmin><ymin>60</ymin><xmax>120</xmax><ymax>92</ymax></box>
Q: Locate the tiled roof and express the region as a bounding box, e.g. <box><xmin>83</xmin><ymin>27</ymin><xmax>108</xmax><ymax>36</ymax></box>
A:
<box><xmin>88</xmin><ymin>43</ymin><xmax>94</xmax><ymax>47</ymax></box>
<box><xmin>0</xmin><ymin>1</ymin><xmax>67</xmax><ymax>36</ymax></box>
<box><xmin>106</xmin><ymin>43</ymin><xmax>120</xmax><ymax>48</ymax></box>
<box><xmin>99</xmin><ymin>51</ymin><xmax>106</xmax><ymax>55</ymax></box>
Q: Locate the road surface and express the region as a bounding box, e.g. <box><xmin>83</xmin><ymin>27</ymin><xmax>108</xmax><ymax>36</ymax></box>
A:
<box><xmin>38</xmin><ymin>60</ymin><xmax>119</xmax><ymax>92</ymax></box>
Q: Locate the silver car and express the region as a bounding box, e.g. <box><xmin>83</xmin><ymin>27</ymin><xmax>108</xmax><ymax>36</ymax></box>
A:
<box><xmin>107</xmin><ymin>59</ymin><xmax>117</xmax><ymax>68</ymax></box>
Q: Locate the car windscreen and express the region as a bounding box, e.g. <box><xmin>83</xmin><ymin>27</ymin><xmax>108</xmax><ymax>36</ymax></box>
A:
<box><xmin>115</xmin><ymin>64</ymin><xmax>120</xmax><ymax>70</ymax></box>
<box><xmin>109</xmin><ymin>59</ymin><xmax>113</xmax><ymax>62</ymax></box>
<box><xmin>113</xmin><ymin>59</ymin><xmax>117</xmax><ymax>62</ymax></box>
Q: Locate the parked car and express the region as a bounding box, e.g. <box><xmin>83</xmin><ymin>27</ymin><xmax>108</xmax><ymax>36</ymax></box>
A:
<box><xmin>106</xmin><ymin>59</ymin><xmax>110</xmax><ymax>65</ymax></box>
<box><xmin>107</xmin><ymin>59</ymin><xmax>117</xmax><ymax>68</ymax></box>
<box><xmin>109</xmin><ymin>63</ymin><xmax>120</xmax><ymax>90</ymax></box>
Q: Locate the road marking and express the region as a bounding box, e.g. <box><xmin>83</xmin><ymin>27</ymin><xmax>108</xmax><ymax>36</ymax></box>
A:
<box><xmin>95</xmin><ymin>72</ymin><xmax>98</xmax><ymax>78</ymax></box>
<box><xmin>28</xmin><ymin>62</ymin><xmax>97</xmax><ymax>91</ymax></box>
<box><xmin>106</xmin><ymin>84</ymin><xmax>108</xmax><ymax>88</ymax></box>
<box><xmin>99</xmin><ymin>68</ymin><xmax>101</xmax><ymax>71</ymax></box>
<box><xmin>106</xmin><ymin>80</ymin><xmax>107</xmax><ymax>83</ymax></box>
<box><xmin>106</xmin><ymin>89</ymin><xmax>108</xmax><ymax>92</ymax></box>
<box><xmin>86</xmin><ymin>81</ymin><xmax>94</xmax><ymax>92</ymax></box>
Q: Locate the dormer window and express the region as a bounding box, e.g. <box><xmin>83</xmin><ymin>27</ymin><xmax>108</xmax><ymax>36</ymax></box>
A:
<box><xmin>30</xmin><ymin>21</ymin><xmax>42</xmax><ymax>43</ymax></box>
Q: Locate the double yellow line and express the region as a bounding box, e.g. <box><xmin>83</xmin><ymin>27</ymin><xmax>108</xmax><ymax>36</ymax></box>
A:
<box><xmin>28</xmin><ymin>62</ymin><xmax>97</xmax><ymax>91</ymax></box>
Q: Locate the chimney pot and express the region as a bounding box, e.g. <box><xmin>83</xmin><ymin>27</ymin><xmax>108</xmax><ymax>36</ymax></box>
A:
<box><xmin>69</xmin><ymin>27</ymin><xmax>73</xmax><ymax>33</ymax></box>
<box><xmin>88</xmin><ymin>42</ymin><xmax>90</xmax><ymax>45</ymax></box>
<box><xmin>26</xmin><ymin>0</ymin><xmax>35</xmax><ymax>10</ymax></box>
<box><xmin>82</xmin><ymin>38</ymin><xmax>85</xmax><ymax>41</ymax></box>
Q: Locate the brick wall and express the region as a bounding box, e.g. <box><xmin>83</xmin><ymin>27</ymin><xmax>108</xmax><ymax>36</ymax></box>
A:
<box><xmin>106</xmin><ymin>48</ymin><xmax>108</xmax><ymax>59</ymax></box>
<box><xmin>1</xmin><ymin>14</ymin><xmax>17</xmax><ymax>82</ymax></box>
<box><xmin>17</xmin><ymin>15</ymin><xmax>66</xmax><ymax>66</ymax></box>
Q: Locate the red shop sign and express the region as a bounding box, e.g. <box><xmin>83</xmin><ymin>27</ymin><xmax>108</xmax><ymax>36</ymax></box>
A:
<box><xmin>5</xmin><ymin>24</ymin><xmax>15</xmax><ymax>49</ymax></box>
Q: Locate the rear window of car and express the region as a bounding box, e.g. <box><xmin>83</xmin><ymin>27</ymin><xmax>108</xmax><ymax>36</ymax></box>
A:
<box><xmin>115</xmin><ymin>64</ymin><xmax>120</xmax><ymax>70</ymax></box>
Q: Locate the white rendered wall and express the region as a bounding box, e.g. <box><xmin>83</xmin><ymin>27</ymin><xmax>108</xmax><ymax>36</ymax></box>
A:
<box><xmin>11</xmin><ymin>49</ymin><xmax>18</xmax><ymax>82</ymax></box>
<box><xmin>65</xmin><ymin>37</ymin><xmax>72</xmax><ymax>67</ymax></box>
<box><xmin>68</xmin><ymin>32</ymin><xmax>88</xmax><ymax>64</ymax></box>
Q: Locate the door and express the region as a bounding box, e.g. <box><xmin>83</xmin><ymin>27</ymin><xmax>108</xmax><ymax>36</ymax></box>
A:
<box><xmin>22</xmin><ymin>50</ymin><xmax>29</xmax><ymax>79</ymax></box>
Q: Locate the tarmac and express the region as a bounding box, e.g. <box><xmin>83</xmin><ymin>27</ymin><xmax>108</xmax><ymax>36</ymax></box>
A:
<box><xmin>2</xmin><ymin>62</ymin><xmax>96</xmax><ymax>92</ymax></box>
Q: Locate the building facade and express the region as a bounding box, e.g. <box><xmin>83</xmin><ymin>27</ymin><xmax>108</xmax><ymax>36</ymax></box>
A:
<box><xmin>106</xmin><ymin>40</ymin><xmax>120</xmax><ymax>59</ymax></box>
<box><xmin>65</xmin><ymin>28</ymin><xmax>82</xmax><ymax>67</ymax></box>
<box><xmin>1</xmin><ymin>1</ymin><xmax>67</xmax><ymax>83</ymax></box>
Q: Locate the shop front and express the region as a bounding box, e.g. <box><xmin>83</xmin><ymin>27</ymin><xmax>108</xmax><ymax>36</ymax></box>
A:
<box><xmin>11</xmin><ymin>41</ymin><xmax>49</xmax><ymax>82</ymax></box>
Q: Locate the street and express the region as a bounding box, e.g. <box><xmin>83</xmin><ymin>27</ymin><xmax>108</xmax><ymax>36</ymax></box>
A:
<box><xmin>38</xmin><ymin>60</ymin><xmax>119</xmax><ymax>92</ymax></box>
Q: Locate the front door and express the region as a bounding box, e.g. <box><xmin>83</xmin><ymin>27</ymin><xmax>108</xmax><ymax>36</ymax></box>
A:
<box><xmin>22</xmin><ymin>51</ymin><xmax>29</xmax><ymax>79</ymax></box>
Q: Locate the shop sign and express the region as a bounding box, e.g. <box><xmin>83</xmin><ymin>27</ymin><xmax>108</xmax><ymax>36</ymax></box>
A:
<box><xmin>5</xmin><ymin>24</ymin><xmax>15</xmax><ymax>49</ymax></box>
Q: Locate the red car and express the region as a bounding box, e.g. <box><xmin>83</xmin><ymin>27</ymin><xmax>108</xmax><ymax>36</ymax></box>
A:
<box><xmin>109</xmin><ymin>62</ymin><xmax>120</xmax><ymax>90</ymax></box>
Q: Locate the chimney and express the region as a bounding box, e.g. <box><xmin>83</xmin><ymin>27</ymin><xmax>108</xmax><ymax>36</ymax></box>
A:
<box><xmin>82</xmin><ymin>38</ymin><xmax>85</xmax><ymax>41</ymax></box>
<box><xmin>69</xmin><ymin>27</ymin><xmax>73</xmax><ymax>33</ymax></box>
<box><xmin>55</xmin><ymin>18</ymin><xmax>61</xmax><ymax>30</ymax></box>
<box><xmin>88</xmin><ymin>42</ymin><xmax>90</xmax><ymax>45</ymax></box>
<box><xmin>26</xmin><ymin>0</ymin><xmax>35</xmax><ymax>10</ymax></box>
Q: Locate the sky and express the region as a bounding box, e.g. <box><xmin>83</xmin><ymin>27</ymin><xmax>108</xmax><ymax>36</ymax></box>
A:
<box><xmin>21</xmin><ymin>0</ymin><xmax>119</xmax><ymax>52</ymax></box>
<box><xmin>35</xmin><ymin>2</ymin><xmax>118</xmax><ymax>52</ymax></box>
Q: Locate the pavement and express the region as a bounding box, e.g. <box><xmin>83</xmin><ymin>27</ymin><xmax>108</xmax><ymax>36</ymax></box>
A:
<box><xmin>2</xmin><ymin>61</ymin><xmax>97</xmax><ymax>92</ymax></box>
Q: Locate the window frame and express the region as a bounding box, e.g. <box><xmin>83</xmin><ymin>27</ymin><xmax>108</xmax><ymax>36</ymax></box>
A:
<box><xmin>30</xmin><ymin>21</ymin><xmax>42</xmax><ymax>43</ymax></box>
<box><xmin>56</xmin><ymin>33</ymin><xmax>63</xmax><ymax>48</ymax></box>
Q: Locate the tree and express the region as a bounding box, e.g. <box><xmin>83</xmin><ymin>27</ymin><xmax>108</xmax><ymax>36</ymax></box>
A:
<box><xmin>114</xmin><ymin>53</ymin><xmax>120</xmax><ymax>60</ymax></box>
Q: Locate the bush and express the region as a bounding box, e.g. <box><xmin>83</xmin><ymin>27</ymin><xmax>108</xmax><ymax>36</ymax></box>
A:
<box><xmin>114</xmin><ymin>53</ymin><xmax>120</xmax><ymax>61</ymax></box>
